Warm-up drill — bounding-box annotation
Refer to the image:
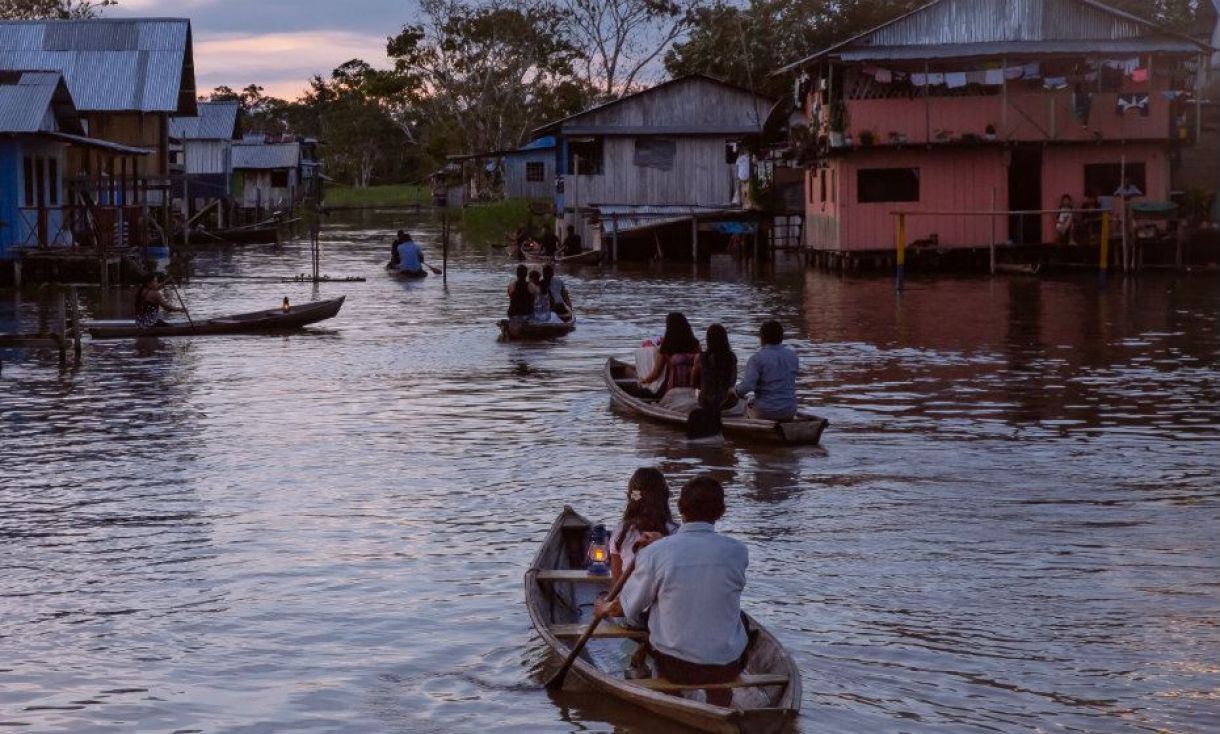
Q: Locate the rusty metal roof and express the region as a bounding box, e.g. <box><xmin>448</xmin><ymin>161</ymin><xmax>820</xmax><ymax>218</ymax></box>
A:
<box><xmin>170</xmin><ymin>101</ymin><xmax>240</xmax><ymax>141</ymax></box>
<box><xmin>0</xmin><ymin>18</ymin><xmax>195</xmax><ymax>114</ymax></box>
<box><xmin>0</xmin><ymin>70</ymin><xmax>82</xmax><ymax>134</ymax></box>
<box><xmin>231</xmin><ymin>142</ymin><xmax>300</xmax><ymax>170</ymax></box>
<box><xmin>777</xmin><ymin>0</ymin><xmax>1212</xmax><ymax>72</ymax></box>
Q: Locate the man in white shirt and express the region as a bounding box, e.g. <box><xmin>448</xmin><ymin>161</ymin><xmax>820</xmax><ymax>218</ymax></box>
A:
<box><xmin>596</xmin><ymin>476</ymin><xmax>749</xmax><ymax>706</ymax></box>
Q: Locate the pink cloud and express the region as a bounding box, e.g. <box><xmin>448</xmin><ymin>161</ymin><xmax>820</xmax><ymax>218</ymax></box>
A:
<box><xmin>193</xmin><ymin>31</ymin><xmax>391</xmax><ymax>100</ymax></box>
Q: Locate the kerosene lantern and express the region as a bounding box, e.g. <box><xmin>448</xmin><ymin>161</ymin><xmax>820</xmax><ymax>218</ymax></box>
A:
<box><xmin>587</xmin><ymin>524</ymin><xmax>610</xmax><ymax>576</ymax></box>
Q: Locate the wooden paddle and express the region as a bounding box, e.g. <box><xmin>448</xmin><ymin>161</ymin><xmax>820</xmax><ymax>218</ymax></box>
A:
<box><xmin>162</xmin><ymin>276</ymin><xmax>196</xmax><ymax>332</ymax></box>
<box><xmin>425</xmin><ymin>263</ymin><xmax>442</xmax><ymax>275</ymax></box>
<box><xmin>545</xmin><ymin>560</ymin><xmax>636</xmax><ymax>690</ymax></box>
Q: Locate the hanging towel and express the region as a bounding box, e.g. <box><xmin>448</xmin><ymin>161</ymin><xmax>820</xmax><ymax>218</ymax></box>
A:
<box><xmin>965</xmin><ymin>70</ymin><xmax>986</xmax><ymax>85</ymax></box>
<box><xmin>912</xmin><ymin>72</ymin><xmax>927</xmax><ymax>86</ymax></box>
<box><xmin>1043</xmin><ymin>76</ymin><xmax>1068</xmax><ymax>90</ymax></box>
<box><xmin>1116</xmin><ymin>93</ymin><xmax>1150</xmax><ymax>116</ymax></box>
<box><xmin>875</xmin><ymin>68</ymin><xmax>893</xmax><ymax>83</ymax></box>
<box><xmin>1005</xmin><ymin>66</ymin><xmax>1024</xmax><ymax>80</ymax></box>
<box><xmin>927</xmin><ymin>72</ymin><xmax>945</xmax><ymax>86</ymax></box>
<box><xmin>1161</xmin><ymin>90</ymin><xmax>1183</xmax><ymax>100</ymax></box>
<box><xmin>1131</xmin><ymin>68</ymin><xmax>1149</xmax><ymax>83</ymax></box>
<box><xmin>984</xmin><ymin>68</ymin><xmax>1005</xmax><ymax>86</ymax></box>
<box><xmin>1022</xmin><ymin>62</ymin><xmax>1041</xmax><ymax>79</ymax></box>
<box><xmin>945</xmin><ymin>72</ymin><xmax>967</xmax><ymax>88</ymax></box>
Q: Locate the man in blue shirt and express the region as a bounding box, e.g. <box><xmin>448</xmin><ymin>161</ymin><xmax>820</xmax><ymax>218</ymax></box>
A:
<box><xmin>733</xmin><ymin>320</ymin><xmax>799</xmax><ymax>421</ymax></box>
<box><xmin>396</xmin><ymin>232</ymin><xmax>426</xmax><ymax>275</ymax></box>
<box><xmin>596</xmin><ymin>476</ymin><xmax>749</xmax><ymax>706</ymax></box>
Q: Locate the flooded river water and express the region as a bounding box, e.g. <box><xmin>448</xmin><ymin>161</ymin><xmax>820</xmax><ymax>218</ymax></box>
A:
<box><xmin>1</xmin><ymin>212</ymin><xmax>1217</xmax><ymax>733</ymax></box>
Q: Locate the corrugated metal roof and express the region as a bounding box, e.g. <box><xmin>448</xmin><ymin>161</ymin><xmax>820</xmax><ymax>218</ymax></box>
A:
<box><xmin>776</xmin><ymin>0</ymin><xmax>1212</xmax><ymax>72</ymax></box>
<box><xmin>0</xmin><ymin>70</ymin><xmax>79</xmax><ymax>134</ymax></box>
<box><xmin>170</xmin><ymin>101</ymin><xmax>240</xmax><ymax>140</ymax></box>
<box><xmin>231</xmin><ymin>142</ymin><xmax>300</xmax><ymax>169</ymax></box>
<box><xmin>0</xmin><ymin>19</ymin><xmax>194</xmax><ymax>113</ymax></box>
<box><xmin>839</xmin><ymin>38</ymin><xmax>1205</xmax><ymax>61</ymax></box>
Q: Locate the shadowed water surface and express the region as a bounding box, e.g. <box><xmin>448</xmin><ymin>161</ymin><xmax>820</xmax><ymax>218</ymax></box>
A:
<box><xmin>1</xmin><ymin>212</ymin><xmax>1217</xmax><ymax>733</ymax></box>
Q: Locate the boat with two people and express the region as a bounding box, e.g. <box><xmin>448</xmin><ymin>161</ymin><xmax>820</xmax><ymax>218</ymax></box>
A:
<box><xmin>525</xmin><ymin>505</ymin><xmax>801</xmax><ymax>733</ymax></box>
<box><xmin>498</xmin><ymin>264</ymin><xmax>575</xmax><ymax>340</ymax></box>
<box><xmin>386</xmin><ymin>230</ymin><xmax>441</xmax><ymax>279</ymax></box>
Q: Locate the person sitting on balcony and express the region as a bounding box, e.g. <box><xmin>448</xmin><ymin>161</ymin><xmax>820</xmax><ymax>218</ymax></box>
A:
<box><xmin>134</xmin><ymin>273</ymin><xmax>184</xmax><ymax>328</ymax></box>
<box><xmin>1055</xmin><ymin>194</ymin><xmax>1077</xmax><ymax>246</ymax></box>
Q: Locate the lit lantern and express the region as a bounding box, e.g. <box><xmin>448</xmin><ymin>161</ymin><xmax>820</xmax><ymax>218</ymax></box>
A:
<box><xmin>282</xmin><ymin>297</ymin><xmax>290</xmax><ymax>313</ymax></box>
<box><xmin>587</xmin><ymin>524</ymin><xmax>610</xmax><ymax>576</ymax></box>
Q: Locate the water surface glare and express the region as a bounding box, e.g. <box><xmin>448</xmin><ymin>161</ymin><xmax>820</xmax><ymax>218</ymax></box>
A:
<box><xmin>1</xmin><ymin>212</ymin><xmax>1218</xmax><ymax>733</ymax></box>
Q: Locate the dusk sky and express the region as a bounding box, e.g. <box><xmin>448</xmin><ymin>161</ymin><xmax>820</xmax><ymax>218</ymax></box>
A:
<box><xmin>113</xmin><ymin>0</ymin><xmax>405</xmax><ymax>99</ymax></box>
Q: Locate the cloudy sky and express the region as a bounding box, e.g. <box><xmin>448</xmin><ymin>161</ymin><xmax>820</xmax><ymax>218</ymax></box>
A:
<box><xmin>113</xmin><ymin>0</ymin><xmax>405</xmax><ymax>99</ymax></box>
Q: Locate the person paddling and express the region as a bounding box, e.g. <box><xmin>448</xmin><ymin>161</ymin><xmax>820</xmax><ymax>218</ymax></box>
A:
<box><xmin>596</xmin><ymin>476</ymin><xmax>749</xmax><ymax>705</ymax></box>
<box><xmin>732</xmin><ymin>320</ymin><xmax>799</xmax><ymax>421</ymax></box>
<box><xmin>133</xmin><ymin>273</ymin><xmax>184</xmax><ymax>328</ymax></box>
<box><xmin>507</xmin><ymin>264</ymin><xmax>534</xmax><ymax>318</ymax></box>
<box><xmin>395</xmin><ymin>232</ymin><xmax>427</xmax><ymax>275</ymax></box>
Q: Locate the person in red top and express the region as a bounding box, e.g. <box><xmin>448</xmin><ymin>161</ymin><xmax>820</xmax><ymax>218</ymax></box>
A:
<box><xmin>639</xmin><ymin>312</ymin><xmax>701</xmax><ymax>412</ymax></box>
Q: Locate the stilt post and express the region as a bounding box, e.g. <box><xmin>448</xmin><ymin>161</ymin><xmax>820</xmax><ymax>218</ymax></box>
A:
<box><xmin>895</xmin><ymin>213</ymin><xmax>906</xmax><ymax>292</ymax></box>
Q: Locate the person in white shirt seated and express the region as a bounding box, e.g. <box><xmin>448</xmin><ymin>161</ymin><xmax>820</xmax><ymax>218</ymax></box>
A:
<box><xmin>597</xmin><ymin>475</ymin><xmax>749</xmax><ymax>706</ymax></box>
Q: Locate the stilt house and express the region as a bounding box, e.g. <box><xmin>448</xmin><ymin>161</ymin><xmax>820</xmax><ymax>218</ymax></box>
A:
<box><xmin>776</xmin><ymin>0</ymin><xmax>1214</xmax><ymax>255</ymax></box>
<box><xmin>0</xmin><ymin>18</ymin><xmax>196</xmax><ymax>252</ymax></box>
<box><xmin>534</xmin><ymin>75</ymin><xmax>773</xmax><ymax>260</ymax></box>
<box><xmin>170</xmin><ymin>100</ymin><xmax>240</xmax><ymax>227</ymax></box>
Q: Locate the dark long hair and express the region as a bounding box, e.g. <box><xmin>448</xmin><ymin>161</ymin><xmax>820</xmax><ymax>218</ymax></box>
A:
<box><xmin>660</xmin><ymin>312</ymin><xmax>699</xmax><ymax>355</ymax></box>
<box><xmin>134</xmin><ymin>273</ymin><xmax>158</xmax><ymax>312</ymax></box>
<box><xmin>703</xmin><ymin>323</ymin><xmax>734</xmax><ymax>370</ymax></box>
<box><xmin>613</xmin><ymin>467</ymin><xmax>674</xmax><ymax>549</ymax></box>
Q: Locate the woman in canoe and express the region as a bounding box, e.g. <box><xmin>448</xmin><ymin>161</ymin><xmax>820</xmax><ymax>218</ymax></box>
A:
<box><xmin>639</xmin><ymin>312</ymin><xmax>701</xmax><ymax>412</ymax></box>
<box><xmin>610</xmin><ymin>467</ymin><xmax>678</xmax><ymax>678</ymax></box>
<box><xmin>610</xmin><ymin>467</ymin><xmax>678</xmax><ymax>579</ymax></box>
<box><xmin>695</xmin><ymin>323</ymin><xmax>738</xmax><ymax>412</ymax></box>
<box><xmin>506</xmin><ymin>265</ymin><xmax>534</xmax><ymax>318</ymax></box>
<box><xmin>133</xmin><ymin>273</ymin><xmax>184</xmax><ymax>328</ymax></box>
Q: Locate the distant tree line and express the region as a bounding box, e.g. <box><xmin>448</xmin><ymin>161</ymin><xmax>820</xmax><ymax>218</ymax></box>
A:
<box><xmin>3</xmin><ymin>0</ymin><xmax>1211</xmax><ymax>186</ymax></box>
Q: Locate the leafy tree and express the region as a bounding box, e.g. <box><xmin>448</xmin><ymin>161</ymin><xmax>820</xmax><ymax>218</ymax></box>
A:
<box><xmin>386</xmin><ymin>0</ymin><xmax>592</xmax><ymax>160</ymax></box>
<box><xmin>559</xmin><ymin>0</ymin><xmax>701</xmax><ymax>99</ymax></box>
<box><xmin>0</xmin><ymin>0</ymin><xmax>114</xmax><ymax>18</ymax></box>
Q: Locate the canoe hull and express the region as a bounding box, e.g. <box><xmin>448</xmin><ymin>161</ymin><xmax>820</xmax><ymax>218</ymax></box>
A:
<box><xmin>88</xmin><ymin>296</ymin><xmax>345</xmax><ymax>339</ymax></box>
<box><xmin>498</xmin><ymin>316</ymin><xmax>576</xmax><ymax>340</ymax></box>
<box><xmin>603</xmin><ymin>358</ymin><xmax>828</xmax><ymax>445</ymax></box>
<box><xmin>521</xmin><ymin>249</ymin><xmax>602</xmax><ymax>265</ymax></box>
<box><xmin>525</xmin><ymin>507</ymin><xmax>801</xmax><ymax>734</ymax></box>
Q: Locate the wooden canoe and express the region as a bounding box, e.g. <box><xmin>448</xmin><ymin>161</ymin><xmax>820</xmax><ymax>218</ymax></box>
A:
<box><xmin>498</xmin><ymin>315</ymin><xmax>576</xmax><ymax>340</ymax></box>
<box><xmin>88</xmin><ymin>296</ymin><xmax>345</xmax><ymax>339</ymax></box>
<box><xmin>604</xmin><ymin>358</ymin><xmax>828</xmax><ymax>445</ymax></box>
<box><xmin>387</xmin><ymin>266</ymin><xmax>429</xmax><ymax>279</ymax></box>
<box><xmin>525</xmin><ymin>506</ymin><xmax>801</xmax><ymax>734</ymax></box>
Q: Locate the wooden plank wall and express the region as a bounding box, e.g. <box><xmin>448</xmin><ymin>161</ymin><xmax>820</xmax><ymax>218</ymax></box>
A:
<box><xmin>568</xmin><ymin>137</ymin><xmax>736</xmax><ymax>208</ymax></box>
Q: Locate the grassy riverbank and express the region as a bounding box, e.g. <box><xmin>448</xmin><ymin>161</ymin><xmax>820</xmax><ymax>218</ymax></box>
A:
<box><xmin>458</xmin><ymin>199</ymin><xmax>535</xmax><ymax>244</ymax></box>
<box><xmin>324</xmin><ymin>184</ymin><xmax>428</xmax><ymax>208</ymax></box>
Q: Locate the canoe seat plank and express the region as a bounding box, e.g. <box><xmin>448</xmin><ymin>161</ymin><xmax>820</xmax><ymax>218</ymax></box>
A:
<box><xmin>627</xmin><ymin>674</ymin><xmax>790</xmax><ymax>691</ymax></box>
<box><xmin>535</xmin><ymin>570</ymin><xmax>613</xmax><ymax>584</ymax></box>
<box><xmin>551</xmin><ymin>622</ymin><xmax>647</xmax><ymax>639</ymax></box>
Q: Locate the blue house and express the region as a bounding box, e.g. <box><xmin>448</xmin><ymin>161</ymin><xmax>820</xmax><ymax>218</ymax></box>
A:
<box><xmin>0</xmin><ymin>71</ymin><xmax>81</xmax><ymax>260</ymax></box>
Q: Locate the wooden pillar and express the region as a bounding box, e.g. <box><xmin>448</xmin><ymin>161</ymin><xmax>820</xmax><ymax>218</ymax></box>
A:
<box><xmin>611</xmin><ymin>215</ymin><xmax>619</xmax><ymax>262</ymax></box>
<box><xmin>1001</xmin><ymin>56</ymin><xmax>1008</xmax><ymax>135</ymax></box>
<box><xmin>1099</xmin><ymin>210</ymin><xmax>1110</xmax><ymax>284</ymax></box>
<box><xmin>895</xmin><ymin>213</ymin><xmax>906</xmax><ymax>292</ymax></box>
<box><xmin>690</xmin><ymin>217</ymin><xmax>698</xmax><ymax>261</ymax></box>
<box><xmin>989</xmin><ymin>188</ymin><xmax>997</xmax><ymax>275</ymax></box>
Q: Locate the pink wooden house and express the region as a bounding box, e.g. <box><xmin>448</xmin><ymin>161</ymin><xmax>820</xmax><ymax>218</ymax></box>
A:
<box><xmin>777</xmin><ymin>0</ymin><xmax>1213</xmax><ymax>254</ymax></box>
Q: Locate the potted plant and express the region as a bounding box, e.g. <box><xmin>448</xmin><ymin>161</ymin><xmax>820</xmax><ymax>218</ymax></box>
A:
<box><xmin>984</xmin><ymin>124</ymin><xmax>997</xmax><ymax>141</ymax></box>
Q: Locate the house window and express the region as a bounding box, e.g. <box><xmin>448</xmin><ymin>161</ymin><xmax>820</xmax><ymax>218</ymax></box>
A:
<box><xmin>808</xmin><ymin>171</ymin><xmax>815</xmax><ymax>204</ymax></box>
<box><xmin>525</xmin><ymin>161</ymin><xmax>545</xmax><ymax>182</ymax></box>
<box><xmin>819</xmin><ymin>170</ymin><xmax>827</xmax><ymax>203</ymax></box>
<box><xmin>22</xmin><ymin>156</ymin><xmax>34</xmax><ymax>206</ymax></box>
<box><xmin>634</xmin><ymin>139</ymin><xmax>676</xmax><ymax>171</ymax></box>
<box><xmin>567</xmin><ymin>138</ymin><xmax>603</xmax><ymax>175</ymax></box>
<box><xmin>857</xmin><ymin>168</ymin><xmax>919</xmax><ymax>203</ymax></box>
<box><xmin>830</xmin><ymin>169</ymin><xmax>836</xmax><ymax>204</ymax></box>
<box><xmin>270</xmin><ymin>170</ymin><xmax>290</xmax><ymax>187</ymax></box>
<box><xmin>1084</xmin><ymin>162</ymin><xmax>1147</xmax><ymax>198</ymax></box>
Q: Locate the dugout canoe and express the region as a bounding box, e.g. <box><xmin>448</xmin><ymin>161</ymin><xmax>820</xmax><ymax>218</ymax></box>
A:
<box><xmin>525</xmin><ymin>506</ymin><xmax>801</xmax><ymax>734</ymax></box>
<box><xmin>88</xmin><ymin>296</ymin><xmax>345</xmax><ymax>339</ymax></box>
<box><xmin>604</xmin><ymin>358</ymin><xmax>828</xmax><ymax>445</ymax></box>
<box><xmin>498</xmin><ymin>315</ymin><xmax>576</xmax><ymax>340</ymax></box>
<box><xmin>387</xmin><ymin>265</ymin><xmax>428</xmax><ymax>279</ymax></box>
<box><xmin>521</xmin><ymin>248</ymin><xmax>602</xmax><ymax>265</ymax></box>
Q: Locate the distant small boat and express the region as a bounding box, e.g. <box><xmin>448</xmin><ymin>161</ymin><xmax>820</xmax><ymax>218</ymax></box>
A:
<box><xmin>178</xmin><ymin>225</ymin><xmax>280</xmax><ymax>246</ymax></box>
<box><xmin>525</xmin><ymin>505</ymin><xmax>801</xmax><ymax>734</ymax></box>
<box><xmin>604</xmin><ymin>358</ymin><xmax>828</xmax><ymax>445</ymax></box>
<box><xmin>88</xmin><ymin>297</ymin><xmax>345</xmax><ymax>339</ymax></box>
<box><xmin>498</xmin><ymin>315</ymin><xmax>576</xmax><ymax>340</ymax></box>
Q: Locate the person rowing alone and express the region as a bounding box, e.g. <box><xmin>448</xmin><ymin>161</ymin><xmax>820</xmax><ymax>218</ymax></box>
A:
<box><xmin>394</xmin><ymin>231</ymin><xmax>428</xmax><ymax>276</ymax></box>
<box><xmin>133</xmin><ymin>272</ymin><xmax>185</xmax><ymax>328</ymax></box>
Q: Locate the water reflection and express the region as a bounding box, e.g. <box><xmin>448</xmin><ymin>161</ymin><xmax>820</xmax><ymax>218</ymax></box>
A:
<box><xmin>1</xmin><ymin>212</ymin><xmax>1217</xmax><ymax>734</ymax></box>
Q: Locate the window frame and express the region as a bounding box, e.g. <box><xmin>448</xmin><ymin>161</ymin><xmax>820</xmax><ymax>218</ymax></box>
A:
<box><xmin>524</xmin><ymin>161</ymin><xmax>546</xmax><ymax>183</ymax></box>
<box><xmin>857</xmin><ymin>167</ymin><xmax>920</xmax><ymax>204</ymax></box>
